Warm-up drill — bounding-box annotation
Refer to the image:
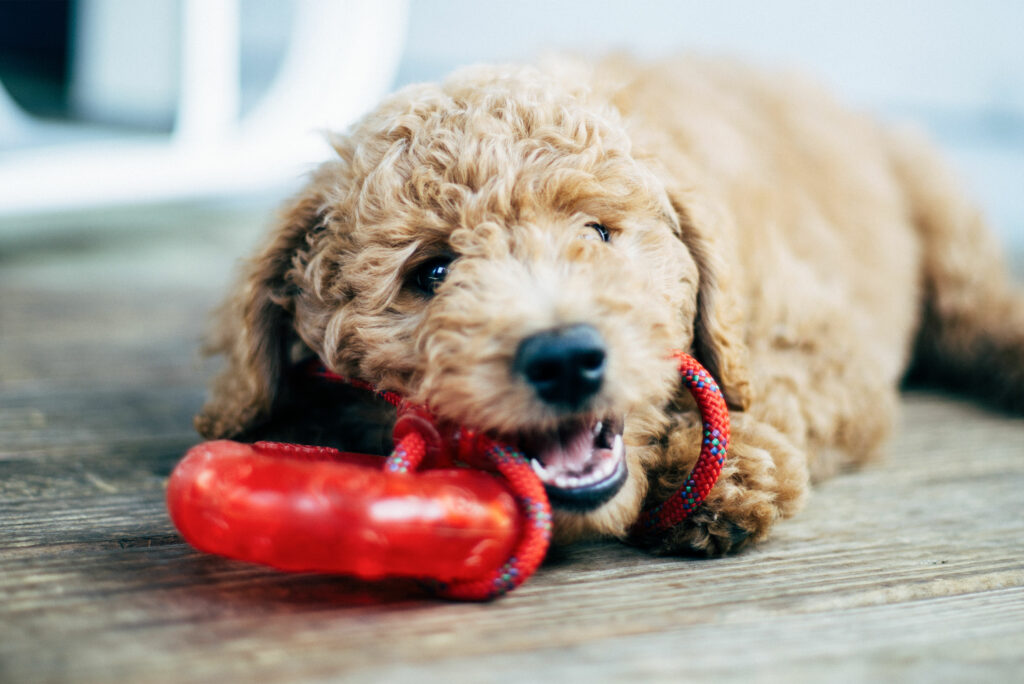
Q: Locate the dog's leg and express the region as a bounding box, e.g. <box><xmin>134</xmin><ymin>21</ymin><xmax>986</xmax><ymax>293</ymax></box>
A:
<box><xmin>891</xmin><ymin>131</ymin><xmax>1024</xmax><ymax>413</ymax></box>
<box><xmin>639</xmin><ymin>343</ymin><xmax>905</xmax><ymax>555</ymax></box>
<box><xmin>639</xmin><ymin>411</ymin><xmax>810</xmax><ymax>556</ymax></box>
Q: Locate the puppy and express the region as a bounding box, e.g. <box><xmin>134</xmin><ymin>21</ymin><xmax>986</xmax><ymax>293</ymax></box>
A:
<box><xmin>196</xmin><ymin>56</ymin><xmax>1024</xmax><ymax>556</ymax></box>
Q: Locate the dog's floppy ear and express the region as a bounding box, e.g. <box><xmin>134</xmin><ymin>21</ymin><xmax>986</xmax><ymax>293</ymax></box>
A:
<box><xmin>668</xmin><ymin>190</ymin><xmax>754</xmax><ymax>411</ymax></box>
<box><xmin>194</xmin><ymin>190</ymin><xmax>324</xmax><ymax>439</ymax></box>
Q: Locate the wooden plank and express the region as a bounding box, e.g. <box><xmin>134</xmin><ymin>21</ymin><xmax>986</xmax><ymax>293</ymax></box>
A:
<box><xmin>1</xmin><ymin>384</ymin><xmax>1022</xmax><ymax>682</ymax></box>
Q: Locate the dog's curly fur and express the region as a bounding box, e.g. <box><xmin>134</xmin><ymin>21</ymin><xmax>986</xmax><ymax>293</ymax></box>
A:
<box><xmin>196</xmin><ymin>55</ymin><xmax>1024</xmax><ymax>556</ymax></box>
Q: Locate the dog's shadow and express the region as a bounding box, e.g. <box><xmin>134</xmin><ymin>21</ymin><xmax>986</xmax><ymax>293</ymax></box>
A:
<box><xmin>90</xmin><ymin>531</ymin><xmax>452</xmax><ymax>612</ymax></box>
<box><xmin>78</xmin><ymin>520</ymin><xmax>663</xmax><ymax>619</ymax></box>
<box><xmin>78</xmin><ymin>524</ymin><xmax>635</xmax><ymax>617</ymax></box>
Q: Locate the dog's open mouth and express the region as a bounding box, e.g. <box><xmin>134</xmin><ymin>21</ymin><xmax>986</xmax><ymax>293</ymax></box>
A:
<box><xmin>518</xmin><ymin>417</ymin><xmax>627</xmax><ymax>511</ymax></box>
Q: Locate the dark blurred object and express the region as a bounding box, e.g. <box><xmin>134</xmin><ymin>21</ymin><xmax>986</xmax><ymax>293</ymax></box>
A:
<box><xmin>0</xmin><ymin>0</ymin><xmax>72</xmax><ymax>118</ymax></box>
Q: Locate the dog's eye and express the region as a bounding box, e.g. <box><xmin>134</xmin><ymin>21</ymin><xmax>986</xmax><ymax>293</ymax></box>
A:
<box><xmin>583</xmin><ymin>222</ymin><xmax>611</xmax><ymax>242</ymax></box>
<box><xmin>410</xmin><ymin>256</ymin><xmax>452</xmax><ymax>296</ymax></box>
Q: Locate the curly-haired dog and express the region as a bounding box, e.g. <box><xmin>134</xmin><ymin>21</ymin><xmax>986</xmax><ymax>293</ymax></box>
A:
<box><xmin>196</xmin><ymin>56</ymin><xmax>1024</xmax><ymax>556</ymax></box>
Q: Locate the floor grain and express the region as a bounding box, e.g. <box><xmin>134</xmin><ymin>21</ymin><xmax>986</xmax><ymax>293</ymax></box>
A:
<box><xmin>1</xmin><ymin>208</ymin><xmax>1022</xmax><ymax>683</ymax></box>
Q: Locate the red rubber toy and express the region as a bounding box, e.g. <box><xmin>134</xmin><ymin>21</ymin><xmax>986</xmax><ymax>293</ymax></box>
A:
<box><xmin>167</xmin><ymin>352</ymin><xmax>729</xmax><ymax>600</ymax></box>
<box><xmin>167</xmin><ymin>440</ymin><xmax>522</xmax><ymax>582</ymax></box>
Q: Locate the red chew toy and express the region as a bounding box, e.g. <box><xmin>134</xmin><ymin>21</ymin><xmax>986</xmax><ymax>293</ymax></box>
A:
<box><xmin>167</xmin><ymin>441</ymin><xmax>521</xmax><ymax>581</ymax></box>
<box><xmin>167</xmin><ymin>352</ymin><xmax>729</xmax><ymax>600</ymax></box>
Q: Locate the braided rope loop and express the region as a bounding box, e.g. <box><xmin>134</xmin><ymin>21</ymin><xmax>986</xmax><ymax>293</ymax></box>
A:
<box><xmin>384</xmin><ymin>430</ymin><xmax>426</xmax><ymax>473</ymax></box>
<box><xmin>633</xmin><ymin>352</ymin><xmax>730</xmax><ymax>535</ymax></box>
<box><xmin>437</xmin><ymin>440</ymin><xmax>552</xmax><ymax>600</ymax></box>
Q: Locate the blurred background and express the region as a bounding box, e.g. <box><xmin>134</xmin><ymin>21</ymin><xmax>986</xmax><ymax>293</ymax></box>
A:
<box><xmin>1</xmin><ymin>0</ymin><xmax>1022</xmax><ymax>295</ymax></box>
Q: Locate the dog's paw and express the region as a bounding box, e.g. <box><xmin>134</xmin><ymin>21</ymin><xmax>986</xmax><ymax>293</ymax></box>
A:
<box><xmin>643</xmin><ymin>507</ymin><xmax>755</xmax><ymax>557</ymax></box>
<box><xmin>636</xmin><ymin>412</ymin><xmax>810</xmax><ymax>557</ymax></box>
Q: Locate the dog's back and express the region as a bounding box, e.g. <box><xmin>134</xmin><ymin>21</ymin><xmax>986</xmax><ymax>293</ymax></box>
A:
<box><xmin>587</xmin><ymin>56</ymin><xmax>1023</xmax><ymax>475</ymax></box>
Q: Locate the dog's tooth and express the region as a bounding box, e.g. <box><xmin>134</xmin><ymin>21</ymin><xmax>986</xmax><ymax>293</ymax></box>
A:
<box><xmin>603</xmin><ymin>450</ymin><xmax>621</xmax><ymax>478</ymax></box>
<box><xmin>530</xmin><ymin>458</ymin><xmax>548</xmax><ymax>479</ymax></box>
<box><xmin>593</xmin><ymin>421</ymin><xmax>603</xmax><ymax>437</ymax></box>
<box><xmin>612</xmin><ymin>434</ymin><xmax>624</xmax><ymax>459</ymax></box>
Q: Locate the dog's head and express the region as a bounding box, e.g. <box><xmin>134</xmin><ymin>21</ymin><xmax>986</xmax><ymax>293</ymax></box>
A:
<box><xmin>197</xmin><ymin>65</ymin><xmax>750</xmax><ymax>539</ymax></box>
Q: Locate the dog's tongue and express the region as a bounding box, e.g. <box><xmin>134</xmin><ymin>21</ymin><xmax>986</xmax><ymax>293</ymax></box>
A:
<box><xmin>524</xmin><ymin>418</ymin><xmax>627</xmax><ymax>509</ymax></box>
<box><xmin>536</xmin><ymin>421</ymin><xmax>597</xmax><ymax>475</ymax></box>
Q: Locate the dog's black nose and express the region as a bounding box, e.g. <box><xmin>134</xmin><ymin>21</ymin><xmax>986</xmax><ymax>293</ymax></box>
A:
<box><xmin>515</xmin><ymin>324</ymin><xmax>606</xmax><ymax>408</ymax></box>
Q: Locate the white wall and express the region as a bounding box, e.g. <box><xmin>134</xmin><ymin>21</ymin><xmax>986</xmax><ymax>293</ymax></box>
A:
<box><xmin>395</xmin><ymin>0</ymin><xmax>1024</xmax><ymax>245</ymax></box>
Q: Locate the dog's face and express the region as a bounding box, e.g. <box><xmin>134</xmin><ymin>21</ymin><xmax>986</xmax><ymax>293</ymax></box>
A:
<box><xmin>199</xmin><ymin>67</ymin><xmax>748</xmax><ymax>539</ymax></box>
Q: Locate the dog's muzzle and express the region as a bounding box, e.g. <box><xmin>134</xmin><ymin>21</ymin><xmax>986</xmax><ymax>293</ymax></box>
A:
<box><xmin>511</xmin><ymin>324</ymin><xmax>627</xmax><ymax>510</ymax></box>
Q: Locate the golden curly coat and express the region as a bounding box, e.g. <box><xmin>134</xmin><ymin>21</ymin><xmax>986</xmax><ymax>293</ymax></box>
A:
<box><xmin>196</xmin><ymin>56</ymin><xmax>1024</xmax><ymax>555</ymax></box>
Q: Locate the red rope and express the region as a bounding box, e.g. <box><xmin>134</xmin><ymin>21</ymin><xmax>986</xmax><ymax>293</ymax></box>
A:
<box><xmin>312</xmin><ymin>364</ymin><xmax>404</xmax><ymax>408</ymax></box>
<box><xmin>432</xmin><ymin>439</ymin><xmax>552</xmax><ymax>600</ymax></box>
<box><xmin>309</xmin><ymin>349</ymin><xmax>729</xmax><ymax>598</ymax></box>
<box><xmin>632</xmin><ymin>352</ymin><xmax>730</xmax><ymax>535</ymax></box>
<box><xmin>380</xmin><ymin>417</ymin><xmax>552</xmax><ymax>599</ymax></box>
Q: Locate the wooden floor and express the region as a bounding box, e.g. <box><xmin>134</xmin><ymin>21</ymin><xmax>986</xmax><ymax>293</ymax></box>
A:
<box><xmin>2</xmin><ymin>204</ymin><xmax>1023</xmax><ymax>683</ymax></box>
